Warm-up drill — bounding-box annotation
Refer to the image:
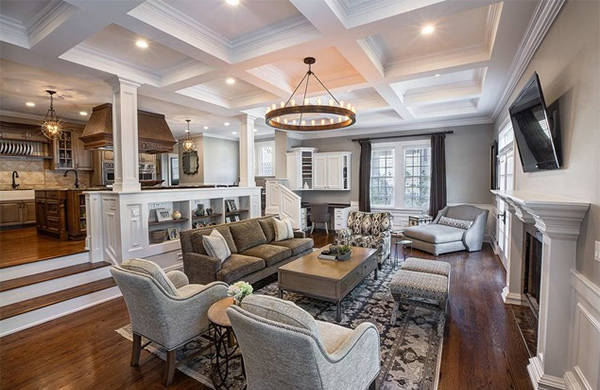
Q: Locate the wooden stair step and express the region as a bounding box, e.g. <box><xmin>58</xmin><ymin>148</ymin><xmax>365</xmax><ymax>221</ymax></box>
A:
<box><xmin>0</xmin><ymin>278</ymin><xmax>117</xmax><ymax>321</ymax></box>
<box><xmin>0</xmin><ymin>262</ymin><xmax>112</xmax><ymax>292</ymax></box>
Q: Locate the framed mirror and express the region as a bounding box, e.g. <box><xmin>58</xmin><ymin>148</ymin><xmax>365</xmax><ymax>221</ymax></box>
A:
<box><xmin>182</xmin><ymin>150</ymin><xmax>199</xmax><ymax>175</ymax></box>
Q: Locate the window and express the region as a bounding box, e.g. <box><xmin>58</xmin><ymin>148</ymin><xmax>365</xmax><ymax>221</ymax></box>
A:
<box><xmin>370</xmin><ymin>140</ymin><xmax>431</xmax><ymax>209</ymax></box>
<box><xmin>403</xmin><ymin>147</ymin><xmax>431</xmax><ymax>209</ymax></box>
<box><xmin>255</xmin><ymin>142</ymin><xmax>274</xmax><ymax>176</ymax></box>
<box><xmin>370</xmin><ymin>148</ymin><xmax>394</xmax><ymax>207</ymax></box>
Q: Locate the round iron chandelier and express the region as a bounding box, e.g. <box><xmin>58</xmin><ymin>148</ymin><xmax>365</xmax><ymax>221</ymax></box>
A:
<box><xmin>181</xmin><ymin>119</ymin><xmax>196</xmax><ymax>152</ymax></box>
<box><xmin>265</xmin><ymin>57</ymin><xmax>356</xmax><ymax>132</ymax></box>
<box><xmin>41</xmin><ymin>90</ymin><xmax>63</xmax><ymax>140</ymax></box>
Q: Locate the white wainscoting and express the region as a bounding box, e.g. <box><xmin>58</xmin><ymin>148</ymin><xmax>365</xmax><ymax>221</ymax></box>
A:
<box><xmin>565</xmin><ymin>271</ymin><xmax>600</xmax><ymax>390</ymax></box>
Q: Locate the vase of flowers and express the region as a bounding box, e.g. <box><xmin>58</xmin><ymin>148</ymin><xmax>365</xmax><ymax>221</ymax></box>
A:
<box><xmin>227</xmin><ymin>281</ymin><xmax>253</xmax><ymax>306</ymax></box>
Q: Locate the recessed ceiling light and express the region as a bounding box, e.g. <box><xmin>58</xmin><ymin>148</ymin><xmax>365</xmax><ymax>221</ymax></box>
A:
<box><xmin>203</xmin><ymin>126</ymin><xmax>209</xmax><ymax>130</ymax></box>
<box><xmin>25</xmin><ymin>102</ymin><xmax>35</xmax><ymax>107</ymax></box>
<box><xmin>225</xmin><ymin>0</ymin><xmax>240</xmax><ymax>5</ymax></box>
<box><xmin>136</xmin><ymin>39</ymin><xmax>149</xmax><ymax>48</ymax></box>
<box><xmin>226</xmin><ymin>77</ymin><xmax>236</xmax><ymax>85</ymax></box>
<box><xmin>224</xmin><ymin>122</ymin><xmax>230</xmax><ymax>126</ymax></box>
<box><xmin>79</xmin><ymin>111</ymin><xmax>88</xmax><ymax>116</ymax></box>
<box><xmin>253</xmin><ymin>129</ymin><xmax>257</xmax><ymax>132</ymax></box>
<box><xmin>421</xmin><ymin>25</ymin><xmax>435</xmax><ymax>35</ymax></box>
<box><xmin>434</xmin><ymin>74</ymin><xmax>441</xmax><ymax>77</ymax></box>
<box><xmin>347</xmin><ymin>90</ymin><xmax>352</xmax><ymax>93</ymax></box>
<box><xmin>232</xmin><ymin>131</ymin><xmax>237</xmax><ymax>135</ymax></box>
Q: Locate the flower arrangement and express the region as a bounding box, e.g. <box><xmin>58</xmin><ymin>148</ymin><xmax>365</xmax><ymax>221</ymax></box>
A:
<box><xmin>227</xmin><ymin>281</ymin><xmax>253</xmax><ymax>305</ymax></box>
<box><xmin>326</xmin><ymin>244</ymin><xmax>353</xmax><ymax>260</ymax></box>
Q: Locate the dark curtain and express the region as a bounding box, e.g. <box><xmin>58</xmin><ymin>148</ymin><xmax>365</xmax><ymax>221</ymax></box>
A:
<box><xmin>358</xmin><ymin>140</ymin><xmax>371</xmax><ymax>212</ymax></box>
<box><xmin>428</xmin><ymin>134</ymin><xmax>447</xmax><ymax>217</ymax></box>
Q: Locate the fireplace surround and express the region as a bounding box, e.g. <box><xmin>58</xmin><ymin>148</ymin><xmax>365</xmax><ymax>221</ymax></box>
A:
<box><xmin>492</xmin><ymin>190</ymin><xmax>590</xmax><ymax>390</ymax></box>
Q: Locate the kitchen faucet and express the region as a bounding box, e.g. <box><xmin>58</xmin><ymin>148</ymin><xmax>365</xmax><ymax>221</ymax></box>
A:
<box><xmin>11</xmin><ymin>171</ymin><xmax>19</xmax><ymax>189</ymax></box>
<box><xmin>63</xmin><ymin>170</ymin><xmax>80</xmax><ymax>189</ymax></box>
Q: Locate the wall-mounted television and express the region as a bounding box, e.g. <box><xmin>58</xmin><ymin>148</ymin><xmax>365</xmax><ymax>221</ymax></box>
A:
<box><xmin>509</xmin><ymin>72</ymin><xmax>561</xmax><ymax>172</ymax></box>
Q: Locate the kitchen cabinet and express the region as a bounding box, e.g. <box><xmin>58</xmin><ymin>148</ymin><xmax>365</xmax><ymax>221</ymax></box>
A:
<box><xmin>35</xmin><ymin>190</ymin><xmax>68</xmax><ymax>240</ymax></box>
<box><xmin>312</xmin><ymin>152</ymin><xmax>351</xmax><ymax>190</ymax></box>
<box><xmin>286</xmin><ymin>147</ymin><xmax>317</xmax><ymax>190</ymax></box>
<box><xmin>52</xmin><ymin>130</ymin><xmax>92</xmax><ymax>170</ymax></box>
<box><xmin>66</xmin><ymin>190</ymin><xmax>86</xmax><ymax>239</ymax></box>
<box><xmin>0</xmin><ymin>200</ymin><xmax>36</xmax><ymax>227</ymax></box>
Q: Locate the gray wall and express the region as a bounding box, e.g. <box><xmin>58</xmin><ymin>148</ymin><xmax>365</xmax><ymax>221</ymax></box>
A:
<box><xmin>492</xmin><ymin>1</ymin><xmax>600</xmax><ymax>285</ymax></box>
<box><xmin>298</xmin><ymin>124</ymin><xmax>494</xmax><ymax>206</ymax></box>
<box><xmin>203</xmin><ymin>136</ymin><xmax>239</xmax><ymax>184</ymax></box>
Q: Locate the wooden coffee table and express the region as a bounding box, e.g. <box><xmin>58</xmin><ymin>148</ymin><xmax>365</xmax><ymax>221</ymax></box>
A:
<box><xmin>278</xmin><ymin>246</ymin><xmax>378</xmax><ymax>322</ymax></box>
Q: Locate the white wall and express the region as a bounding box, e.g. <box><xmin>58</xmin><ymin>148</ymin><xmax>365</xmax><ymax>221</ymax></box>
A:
<box><xmin>203</xmin><ymin>136</ymin><xmax>239</xmax><ymax>184</ymax></box>
<box><xmin>493</xmin><ymin>0</ymin><xmax>600</xmax><ymax>286</ymax></box>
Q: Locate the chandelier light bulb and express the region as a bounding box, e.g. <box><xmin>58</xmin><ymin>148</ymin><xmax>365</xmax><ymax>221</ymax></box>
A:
<box><xmin>41</xmin><ymin>90</ymin><xmax>63</xmax><ymax>140</ymax></box>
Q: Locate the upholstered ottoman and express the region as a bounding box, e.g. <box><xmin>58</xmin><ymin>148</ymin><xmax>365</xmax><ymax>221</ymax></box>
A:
<box><xmin>389</xmin><ymin>270</ymin><xmax>449</xmax><ymax>324</ymax></box>
<box><xmin>401</xmin><ymin>257</ymin><xmax>451</xmax><ymax>277</ymax></box>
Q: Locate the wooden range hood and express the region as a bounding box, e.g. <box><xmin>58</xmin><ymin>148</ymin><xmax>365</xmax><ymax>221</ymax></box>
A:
<box><xmin>80</xmin><ymin>103</ymin><xmax>177</xmax><ymax>153</ymax></box>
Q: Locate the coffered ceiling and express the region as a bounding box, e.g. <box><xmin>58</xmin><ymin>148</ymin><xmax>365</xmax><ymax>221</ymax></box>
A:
<box><xmin>0</xmin><ymin>0</ymin><xmax>546</xmax><ymax>139</ymax></box>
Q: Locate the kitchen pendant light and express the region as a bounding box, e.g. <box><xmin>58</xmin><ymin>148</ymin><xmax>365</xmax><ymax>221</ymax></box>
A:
<box><xmin>265</xmin><ymin>57</ymin><xmax>356</xmax><ymax>132</ymax></box>
<box><xmin>41</xmin><ymin>90</ymin><xmax>63</xmax><ymax>140</ymax></box>
<box><xmin>181</xmin><ymin>119</ymin><xmax>196</xmax><ymax>152</ymax></box>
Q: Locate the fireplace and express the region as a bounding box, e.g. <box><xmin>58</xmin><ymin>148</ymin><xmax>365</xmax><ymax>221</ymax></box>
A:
<box><xmin>523</xmin><ymin>227</ymin><xmax>542</xmax><ymax>317</ymax></box>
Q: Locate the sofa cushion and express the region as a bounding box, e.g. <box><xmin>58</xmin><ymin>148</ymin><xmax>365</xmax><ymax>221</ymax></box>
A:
<box><xmin>404</xmin><ymin>224</ymin><xmax>464</xmax><ymax>244</ymax></box>
<box><xmin>121</xmin><ymin>258</ymin><xmax>179</xmax><ymax>296</ymax></box>
<box><xmin>273</xmin><ymin>218</ymin><xmax>294</xmax><ymax>241</ymax></box>
<box><xmin>270</xmin><ymin>238</ymin><xmax>313</xmax><ymax>256</ymax></box>
<box><xmin>345</xmin><ymin>234</ymin><xmax>383</xmax><ymax>249</ymax></box>
<box><xmin>241</xmin><ymin>244</ymin><xmax>292</xmax><ymax>267</ymax></box>
<box><xmin>438</xmin><ymin>216</ymin><xmax>473</xmax><ymax>230</ymax></box>
<box><xmin>216</xmin><ymin>254</ymin><xmax>265</xmax><ymax>284</ymax></box>
<box><xmin>229</xmin><ymin>219</ymin><xmax>267</xmax><ymax>252</ymax></box>
<box><xmin>445</xmin><ymin>205</ymin><xmax>484</xmax><ymax>222</ymax></box>
<box><xmin>241</xmin><ymin>294</ymin><xmax>319</xmax><ymax>337</ymax></box>
<box><xmin>315</xmin><ymin>320</ymin><xmax>352</xmax><ymax>354</ymax></box>
<box><xmin>258</xmin><ymin>217</ymin><xmax>276</xmax><ymax>242</ymax></box>
<box><xmin>202</xmin><ymin>229</ymin><xmax>231</xmax><ymax>262</ymax></box>
<box><xmin>190</xmin><ymin>226</ymin><xmax>238</xmax><ymax>255</ymax></box>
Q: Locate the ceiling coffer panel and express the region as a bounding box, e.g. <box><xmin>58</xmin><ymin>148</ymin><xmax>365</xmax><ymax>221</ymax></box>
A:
<box><xmin>80</xmin><ymin>103</ymin><xmax>177</xmax><ymax>153</ymax></box>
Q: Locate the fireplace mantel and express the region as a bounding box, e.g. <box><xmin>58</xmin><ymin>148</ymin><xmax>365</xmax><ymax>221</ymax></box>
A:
<box><xmin>492</xmin><ymin>189</ymin><xmax>590</xmax><ymax>390</ymax></box>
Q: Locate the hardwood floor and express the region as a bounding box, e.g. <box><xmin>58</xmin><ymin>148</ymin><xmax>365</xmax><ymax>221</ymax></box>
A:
<box><xmin>0</xmin><ymin>230</ymin><xmax>533</xmax><ymax>390</ymax></box>
<box><xmin>0</xmin><ymin>227</ymin><xmax>87</xmax><ymax>268</ymax></box>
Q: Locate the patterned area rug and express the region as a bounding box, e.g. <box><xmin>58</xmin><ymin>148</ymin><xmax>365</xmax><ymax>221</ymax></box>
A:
<box><xmin>116</xmin><ymin>263</ymin><xmax>446</xmax><ymax>390</ymax></box>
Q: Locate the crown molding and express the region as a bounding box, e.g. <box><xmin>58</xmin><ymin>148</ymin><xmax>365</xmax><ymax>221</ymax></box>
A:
<box><xmin>409</xmin><ymin>98</ymin><xmax>479</xmax><ymax>119</ymax></box>
<box><xmin>128</xmin><ymin>0</ymin><xmax>230</xmax><ymax>63</ymax></box>
<box><xmin>356</xmin><ymin>36</ymin><xmax>385</xmax><ymax>77</ymax></box>
<box><xmin>246</xmin><ymin>64</ymin><xmax>292</xmax><ymax>95</ymax></box>
<box><xmin>490</xmin><ymin>0</ymin><xmax>566</xmax><ymax>121</ymax></box>
<box><xmin>160</xmin><ymin>60</ymin><xmax>213</xmax><ymax>87</ymax></box>
<box><xmin>0</xmin><ymin>109</ymin><xmax>87</xmax><ymax>125</ymax></box>
<box><xmin>0</xmin><ymin>15</ymin><xmax>29</xmax><ymax>48</ymax></box>
<box><xmin>294</xmin><ymin>116</ymin><xmax>493</xmax><ymax>140</ymax></box>
<box><xmin>27</xmin><ymin>0</ymin><xmax>78</xmax><ymax>48</ymax></box>
<box><xmin>176</xmin><ymin>85</ymin><xmax>231</xmax><ymax>109</ymax></box>
<box><xmin>231</xmin><ymin>15</ymin><xmax>321</xmax><ymax>63</ymax></box>
<box><xmin>59</xmin><ymin>44</ymin><xmax>161</xmax><ymax>86</ymax></box>
<box><xmin>484</xmin><ymin>2</ymin><xmax>504</xmax><ymax>54</ymax></box>
<box><xmin>201</xmin><ymin>132</ymin><xmax>238</xmax><ymax>142</ymax></box>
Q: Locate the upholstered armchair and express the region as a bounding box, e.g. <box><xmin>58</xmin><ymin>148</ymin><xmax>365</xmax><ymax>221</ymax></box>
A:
<box><xmin>334</xmin><ymin>210</ymin><xmax>393</xmax><ymax>266</ymax></box>
<box><xmin>227</xmin><ymin>295</ymin><xmax>380</xmax><ymax>390</ymax></box>
<box><xmin>110</xmin><ymin>258</ymin><xmax>228</xmax><ymax>386</ymax></box>
<box><xmin>403</xmin><ymin>204</ymin><xmax>489</xmax><ymax>255</ymax></box>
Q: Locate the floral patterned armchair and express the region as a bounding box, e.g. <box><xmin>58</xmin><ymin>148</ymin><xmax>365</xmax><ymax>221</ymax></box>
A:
<box><xmin>334</xmin><ymin>211</ymin><xmax>393</xmax><ymax>266</ymax></box>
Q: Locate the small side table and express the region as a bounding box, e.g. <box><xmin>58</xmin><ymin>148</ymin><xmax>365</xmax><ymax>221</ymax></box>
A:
<box><xmin>393</xmin><ymin>239</ymin><xmax>413</xmax><ymax>267</ymax></box>
<box><xmin>208</xmin><ymin>297</ymin><xmax>246</xmax><ymax>390</ymax></box>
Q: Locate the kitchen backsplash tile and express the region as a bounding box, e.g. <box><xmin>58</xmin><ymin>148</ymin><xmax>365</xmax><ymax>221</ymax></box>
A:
<box><xmin>0</xmin><ymin>158</ymin><xmax>91</xmax><ymax>189</ymax></box>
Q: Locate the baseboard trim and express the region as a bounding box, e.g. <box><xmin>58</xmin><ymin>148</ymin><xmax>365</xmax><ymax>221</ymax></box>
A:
<box><xmin>528</xmin><ymin>356</ymin><xmax>566</xmax><ymax>390</ymax></box>
<box><xmin>563</xmin><ymin>370</ymin><xmax>585</xmax><ymax>390</ymax></box>
<box><xmin>502</xmin><ymin>287</ymin><xmax>527</xmax><ymax>305</ymax></box>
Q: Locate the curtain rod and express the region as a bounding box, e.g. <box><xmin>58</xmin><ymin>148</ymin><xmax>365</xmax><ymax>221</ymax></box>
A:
<box><xmin>351</xmin><ymin>130</ymin><xmax>453</xmax><ymax>142</ymax></box>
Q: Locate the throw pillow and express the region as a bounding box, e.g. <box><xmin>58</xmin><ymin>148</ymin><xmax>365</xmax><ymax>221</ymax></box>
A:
<box><xmin>438</xmin><ymin>216</ymin><xmax>473</xmax><ymax>230</ymax></box>
<box><xmin>202</xmin><ymin>230</ymin><xmax>231</xmax><ymax>262</ymax></box>
<box><xmin>273</xmin><ymin>218</ymin><xmax>294</xmax><ymax>241</ymax></box>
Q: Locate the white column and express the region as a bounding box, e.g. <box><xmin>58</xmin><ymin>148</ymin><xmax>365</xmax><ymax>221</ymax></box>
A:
<box><xmin>237</xmin><ymin>114</ymin><xmax>255</xmax><ymax>187</ymax></box>
<box><xmin>274</xmin><ymin>130</ymin><xmax>288</xmax><ymax>179</ymax></box>
<box><xmin>501</xmin><ymin>200</ymin><xmax>534</xmax><ymax>305</ymax></box>
<box><xmin>108</xmin><ymin>77</ymin><xmax>141</xmax><ymax>192</ymax></box>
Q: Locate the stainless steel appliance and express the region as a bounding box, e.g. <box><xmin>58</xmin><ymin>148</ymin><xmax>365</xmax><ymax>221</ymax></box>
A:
<box><xmin>100</xmin><ymin>161</ymin><xmax>155</xmax><ymax>185</ymax></box>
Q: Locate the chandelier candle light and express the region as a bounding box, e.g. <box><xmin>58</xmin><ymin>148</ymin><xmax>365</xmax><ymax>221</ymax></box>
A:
<box><xmin>41</xmin><ymin>90</ymin><xmax>63</xmax><ymax>140</ymax></box>
<box><xmin>181</xmin><ymin>119</ymin><xmax>196</xmax><ymax>152</ymax></box>
<box><xmin>265</xmin><ymin>57</ymin><xmax>356</xmax><ymax>132</ymax></box>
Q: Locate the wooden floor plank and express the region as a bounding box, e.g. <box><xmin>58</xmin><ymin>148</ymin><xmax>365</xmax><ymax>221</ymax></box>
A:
<box><xmin>0</xmin><ymin>227</ymin><xmax>86</xmax><ymax>269</ymax></box>
<box><xmin>0</xmin><ymin>261</ymin><xmax>112</xmax><ymax>292</ymax></box>
<box><xmin>0</xmin><ymin>230</ymin><xmax>533</xmax><ymax>390</ymax></box>
<box><xmin>0</xmin><ymin>278</ymin><xmax>116</xmax><ymax>320</ymax></box>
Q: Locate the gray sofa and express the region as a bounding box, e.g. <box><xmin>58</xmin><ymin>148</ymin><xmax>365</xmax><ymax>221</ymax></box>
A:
<box><xmin>403</xmin><ymin>205</ymin><xmax>489</xmax><ymax>255</ymax></box>
<box><xmin>180</xmin><ymin>216</ymin><xmax>314</xmax><ymax>285</ymax></box>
